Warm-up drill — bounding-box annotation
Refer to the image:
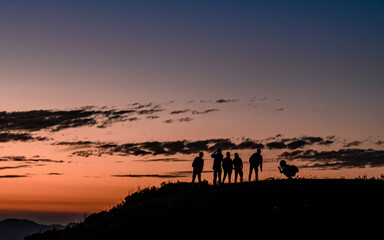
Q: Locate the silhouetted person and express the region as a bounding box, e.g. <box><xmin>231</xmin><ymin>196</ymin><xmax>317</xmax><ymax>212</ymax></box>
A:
<box><xmin>211</xmin><ymin>148</ymin><xmax>223</xmax><ymax>185</ymax></box>
<box><xmin>192</xmin><ymin>152</ymin><xmax>204</xmax><ymax>183</ymax></box>
<box><xmin>233</xmin><ymin>153</ymin><xmax>243</xmax><ymax>183</ymax></box>
<box><xmin>278</xmin><ymin>160</ymin><xmax>299</xmax><ymax>179</ymax></box>
<box><xmin>222</xmin><ymin>152</ymin><xmax>233</xmax><ymax>183</ymax></box>
<box><xmin>249</xmin><ymin>148</ymin><xmax>263</xmax><ymax>181</ymax></box>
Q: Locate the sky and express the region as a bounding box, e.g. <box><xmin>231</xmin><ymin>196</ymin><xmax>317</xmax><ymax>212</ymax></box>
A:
<box><xmin>0</xmin><ymin>0</ymin><xmax>383</xmax><ymax>225</ymax></box>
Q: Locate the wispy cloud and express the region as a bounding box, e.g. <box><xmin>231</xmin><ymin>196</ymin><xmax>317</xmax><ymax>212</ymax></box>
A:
<box><xmin>47</xmin><ymin>173</ymin><xmax>64</xmax><ymax>175</ymax></box>
<box><xmin>179</xmin><ymin>117</ymin><xmax>193</xmax><ymax>122</ymax></box>
<box><xmin>343</xmin><ymin>141</ymin><xmax>363</xmax><ymax>147</ymax></box>
<box><xmin>134</xmin><ymin>158</ymin><xmax>190</xmax><ymax>162</ymax></box>
<box><xmin>0</xmin><ymin>132</ymin><xmax>47</xmax><ymax>143</ymax></box>
<box><xmin>170</xmin><ymin>109</ymin><xmax>190</xmax><ymax>114</ymax></box>
<box><xmin>0</xmin><ymin>156</ymin><xmax>64</xmax><ymax>163</ymax></box>
<box><xmin>191</xmin><ymin>109</ymin><xmax>219</xmax><ymax>115</ymax></box>
<box><xmin>215</xmin><ymin>99</ymin><xmax>238</xmax><ymax>103</ymax></box>
<box><xmin>0</xmin><ymin>165</ymin><xmax>31</xmax><ymax>170</ymax></box>
<box><xmin>0</xmin><ymin>105</ymin><xmax>164</xmax><ymax>132</ymax></box>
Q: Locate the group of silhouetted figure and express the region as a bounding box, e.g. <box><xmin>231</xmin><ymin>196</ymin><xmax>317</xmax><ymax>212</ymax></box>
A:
<box><xmin>192</xmin><ymin>148</ymin><xmax>299</xmax><ymax>184</ymax></box>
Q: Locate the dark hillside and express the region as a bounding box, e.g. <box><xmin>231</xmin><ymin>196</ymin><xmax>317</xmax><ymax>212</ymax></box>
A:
<box><xmin>26</xmin><ymin>179</ymin><xmax>384</xmax><ymax>240</ymax></box>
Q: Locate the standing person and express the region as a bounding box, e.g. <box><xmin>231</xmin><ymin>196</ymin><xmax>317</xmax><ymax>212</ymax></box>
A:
<box><xmin>211</xmin><ymin>148</ymin><xmax>223</xmax><ymax>185</ymax></box>
<box><xmin>233</xmin><ymin>153</ymin><xmax>243</xmax><ymax>183</ymax></box>
<box><xmin>192</xmin><ymin>152</ymin><xmax>204</xmax><ymax>183</ymax></box>
<box><xmin>249</xmin><ymin>148</ymin><xmax>263</xmax><ymax>181</ymax></box>
<box><xmin>222</xmin><ymin>152</ymin><xmax>233</xmax><ymax>183</ymax></box>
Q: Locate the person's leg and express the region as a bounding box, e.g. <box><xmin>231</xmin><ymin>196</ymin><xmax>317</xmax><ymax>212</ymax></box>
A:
<box><xmin>240</xmin><ymin>170</ymin><xmax>243</xmax><ymax>182</ymax></box>
<box><xmin>228</xmin><ymin>171</ymin><xmax>232</xmax><ymax>184</ymax></box>
<box><xmin>249</xmin><ymin>165</ymin><xmax>255</xmax><ymax>181</ymax></box>
<box><xmin>197</xmin><ymin>172</ymin><xmax>202</xmax><ymax>183</ymax></box>
<box><xmin>255</xmin><ymin>168</ymin><xmax>259</xmax><ymax>181</ymax></box>
<box><xmin>234</xmin><ymin>170</ymin><xmax>238</xmax><ymax>183</ymax></box>
<box><xmin>218</xmin><ymin>169</ymin><xmax>222</xmax><ymax>184</ymax></box>
<box><xmin>192</xmin><ymin>171</ymin><xmax>196</xmax><ymax>183</ymax></box>
<box><xmin>213</xmin><ymin>170</ymin><xmax>217</xmax><ymax>185</ymax></box>
<box><xmin>223</xmin><ymin>171</ymin><xmax>227</xmax><ymax>183</ymax></box>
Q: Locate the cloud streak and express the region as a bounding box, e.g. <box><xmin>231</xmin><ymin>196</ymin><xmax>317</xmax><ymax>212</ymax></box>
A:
<box><xmin>0</xmin><ymin>105</ymin><xmax>164</xmax><ymax>132</ymax></box>
<box><xmin>63</xmin><ymin>135</ymin><xmax>335</xmax><ymax>158</ymax></box>
<box><xmin>0</xmin><ymin>175</ymin><xmax>29</xmax><ymax>178</ymax></box>
<box><xmin>0</xmin><ymin>132</ymin><xmax>47</xmax><ymax>143</ymax></box>
<box><xmin>279</xmin><ymin>148</ymin><xmax>384</xmax><ymax>169</ymax></box>
<box><xmin>0</xmin><ymin>156</ymin><xmax>64</xmax><ymax>163</ymax></box>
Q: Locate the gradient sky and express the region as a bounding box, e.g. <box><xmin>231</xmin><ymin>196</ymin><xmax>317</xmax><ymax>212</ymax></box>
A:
<box><xmin>0</xmin><ymin>0</ymin><xmax>383</xmax><ymax>225</ymax></box>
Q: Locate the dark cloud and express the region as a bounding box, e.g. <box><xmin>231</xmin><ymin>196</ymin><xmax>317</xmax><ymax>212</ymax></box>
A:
<box><xmin>279</xmin><ymin>148</ymin><xmax>384</xmax><ymax>169</ymax></box>
<box><xmin>146</xmin><ymin>115</ymin><xmax>159</xmax><ymax>119</ymax></box>
<box><xmin>70</xmin><ymin>138</ymin><xmax>263</xmax><ymax>157</ymax></box>
<box><xmin>0</xmin><ymin>175</ymin><xmax>29</xmax><ymax>178</ymax></box>
<box><xmin>0</xmin><ymin>156</ymin><xmax>64</xmax><ymax>163</ymax></box>
<box><xmin>131</xmin><ymin>103</ymin><xmax>154</xmax><ymax>109</ymax></box>
<box><xmin>0</xmin><ymin>165</ymin><xmax>30</xmax><ymax>170</ymax></box>
<box><xmin>170</xmin><ymin>109</ymin><xmax>190</xmax><ymax>114</ymax></box>
<box><xmin>318</xmin><ymin>140</ymin><xmax>334</xmax><ymax>145</ymax></box>
<box><xmin>287</xmin><ymin>140</ymin><xmax>308</xmax><ymax>149</ymax></box>
<box><xmin>274</xmin><ymin>108</ymin><xmax>284</xmax><ymax>112</ymax></box>
<box><xmin>376</xmin><ymin>140</ymin><xmax>384</xmax><ymax>146</ymax></box>
<box><xmin>216</xmin><ymin>99</ymin><xmax>238</xmax><ymax>103</ymax></box>
<box><xmin>47</xmin><ymin>173</ymin><xmax>64</xmax><ymax>175</ymax></box>
<box><xmin>136</xmin><ymin>109</ymin><xmax>163</xmax><ymax>115</ymax></box>
<box><xmin>344</xmin><ymin>141</ymin><xmax>363</xmax><ymax>147</ymax></box>
<box><xmin>0</xmin><ymin>132</ymin><xmax>47</xmax><ymax>143</ymax></box>
<box><xmin>179</xmin><ymin>117</ymin><xmax>193</xmax><ymax>122</ymax></box>
<box><xmin>266</xmin><ymin>137</ymin><xmax>334</xmax><ymax>150</ymax></box>
<box><xmin>0</xmin><ymin>105</ymin><xmax>164</xmax><ymax>132</ymax></box>
<box><xmin>266</xmin><ymin>141</ymin><xmax>287</xmax><ymax>149</ymax></box>
<box><xmin>236</xmin><ymin>139</ymin><xmax>264</xmax><ymax>150</ymax></box>
<box><xmin>164</xmin><ymin>119</ymin><xmax>173</xmax><ymax>124</ymax></box>
<box><xmin>191</xmin><ymin>109</ymin><xmax>219</xmax><ymax>115</ymax></box>
<box><xmin>63</xmin><ymin>136</ymin><xmax>335</xmax><ymax>158</ymax></box>
<box><xmin>54</xmin><ymin>141</ymin><xmax>97</xmax><ymax>147</ymax></box>
<box><xmin>71</xmin><ymin>150</ymin><xmax>97</xmax><ymax>158</ymax></box>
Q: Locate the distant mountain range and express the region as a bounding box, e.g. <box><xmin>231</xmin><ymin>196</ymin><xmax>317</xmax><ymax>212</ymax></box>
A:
<box><xmin>0</xmin><ymin>218</ymin><xmax>64</xmax><ymax>240</ymax></box>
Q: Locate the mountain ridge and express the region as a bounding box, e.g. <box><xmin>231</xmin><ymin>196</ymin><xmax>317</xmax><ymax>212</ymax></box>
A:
<box><xmin>0</xmin><ymin>218</ymin><xmax>64</xmax><ymax>240</ymax></box>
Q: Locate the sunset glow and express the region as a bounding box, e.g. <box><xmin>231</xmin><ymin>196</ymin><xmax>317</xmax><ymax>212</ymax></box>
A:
<box><xmin>0</xmin><ymin>0</ymin><xmax>383</xmax><ymax>225</ymax></box>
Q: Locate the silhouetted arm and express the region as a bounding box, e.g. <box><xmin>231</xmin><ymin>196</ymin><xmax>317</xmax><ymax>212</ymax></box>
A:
<box><xmin>260</xmin><ymin>156</ymin><xmax>263</xmax><ymax>171</ymax></box>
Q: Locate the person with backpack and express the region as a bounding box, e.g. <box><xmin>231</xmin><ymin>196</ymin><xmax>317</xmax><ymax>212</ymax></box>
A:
<box><xmin>192</xmin><ymin>152</ymin><xmax>204</xmax><ymax>183</ymax></box>
<box><xmin>211</xmin><ymin>148</ymin><xmax>223</xmax><ymax>185</ymax></box>
<box><xmin>249</xmin><ymin>148</ymin><xmax>263</xmax><ymax>181</ymax></box>
<box><xmin>222</xmin><ymin>152</ymin><xmax>233</xmax><ymax>183</ymax></box>
<box><xmin>233</xmin><ymin>153</ymin><xmax>243</xmax><ymax>183</ymax></box>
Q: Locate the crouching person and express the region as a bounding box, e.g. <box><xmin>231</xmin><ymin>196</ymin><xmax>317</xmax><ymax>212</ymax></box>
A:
<box><xmin>278</xmin><ymin>160</ymin><xmax>299</xmax><ymax>179</ymax></box>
